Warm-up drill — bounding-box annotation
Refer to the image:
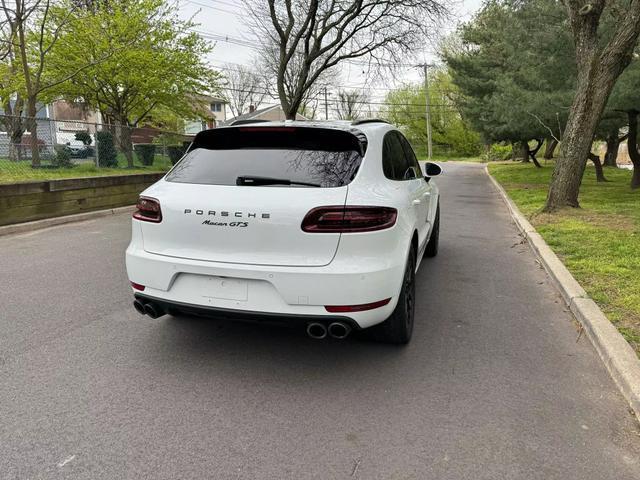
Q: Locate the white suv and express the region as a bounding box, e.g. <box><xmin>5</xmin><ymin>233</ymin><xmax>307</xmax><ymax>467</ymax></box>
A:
<box><xmin>126</xmin><ymin>120</ymin><xmax>441</xmax><ymax>344</ymax></box>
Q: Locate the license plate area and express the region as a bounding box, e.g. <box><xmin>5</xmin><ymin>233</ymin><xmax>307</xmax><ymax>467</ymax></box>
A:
<box><xmin>175</xmin><ymin>274</ymin><xmax>249</xmax><ymax>302</ymax></box>
<box><xmin>205</xmin><ymin>276</ymin><xmax>248</xmax><ymax>301</ymax></box>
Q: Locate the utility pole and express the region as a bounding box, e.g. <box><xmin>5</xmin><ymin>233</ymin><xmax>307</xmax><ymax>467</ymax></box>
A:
<box><xmin>324</xmin><ymin>86</ymin><xmax>328</xmax><ymax>120</ymax></box>
<box><xmin>423</xmin><ymin>64</ymin><xmax>433</xmax><ymax>161</ymax></box>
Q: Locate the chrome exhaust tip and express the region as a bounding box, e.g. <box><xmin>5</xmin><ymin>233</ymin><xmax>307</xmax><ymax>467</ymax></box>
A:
<box><xmin>143</xmin><ymin>302</ymin><xmax>165</xmax><ymax>319</ymax></box>
<box><xmin>306</xmin><ymin>322</ymin><xmax>328</xmax><ymax>340</ymax></box>
<box><xmin>133</xmin><ymin>299</ymin><xmax>146</xmax><ymax>315</ymax></box>
<box><xmin>328</xmin><ymin>322</ymin><xmax>351</xmax><ymax>340</ymax></box>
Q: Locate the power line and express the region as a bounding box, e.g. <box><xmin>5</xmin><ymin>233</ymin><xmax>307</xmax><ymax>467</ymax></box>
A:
<box><xmin>184</xmin><ymin>0</ymin><xmax>245</xmax><ymax>16</ymax></box>
<box><xmin>223</xmin><ymin>88</ymin><xmax>461</xmax><ymax>114</ymax></box>
<box><xmin>222</xmin><ymin>85</ymin><xmax>459</xmax><ymax>109</ymax></box>
<box><xmin>191</xmin><ymin>26</ymin><xmax>438</xmax><ymax>68</ymax></box>
<box><xmin>211</xmin><ymin>62</ymin><xmax>431</xmax><ymax>95</ymax></box>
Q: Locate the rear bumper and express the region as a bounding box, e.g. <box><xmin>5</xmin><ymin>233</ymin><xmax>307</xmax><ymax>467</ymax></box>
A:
<box><xmin>134</xmin><ymin>293</ymin><xmax>362</xmax><ymax>330</ymax></box>
<box><xmin>126</xmin><ymin>231</ymin><xmax>405</xmax><ymax>329</ymax></box>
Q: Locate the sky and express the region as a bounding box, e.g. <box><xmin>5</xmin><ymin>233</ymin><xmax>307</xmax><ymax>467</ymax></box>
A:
<box><xmin>178</xmin><ymin>0</ymin><xmax>485</xmax><ymax>119</ymax></box>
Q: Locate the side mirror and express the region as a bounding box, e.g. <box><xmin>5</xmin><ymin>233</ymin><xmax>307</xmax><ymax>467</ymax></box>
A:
<box><xmin>424</xmin><ymin>162</ymin><xmax>442</xmax><ymax>177</ymax></box>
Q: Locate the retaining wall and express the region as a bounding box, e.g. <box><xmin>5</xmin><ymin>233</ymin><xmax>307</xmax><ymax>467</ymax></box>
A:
<box><xmin>0</xmin><ymin>173</ymin><xmax>164</xmax><ymax>226</ymax></box>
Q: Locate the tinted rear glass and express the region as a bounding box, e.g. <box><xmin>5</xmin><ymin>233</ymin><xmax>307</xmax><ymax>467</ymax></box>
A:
<box><xmin>166</xmin><ymin>127</ymin><xmax>364</xmax><ymax>187</ymax></box>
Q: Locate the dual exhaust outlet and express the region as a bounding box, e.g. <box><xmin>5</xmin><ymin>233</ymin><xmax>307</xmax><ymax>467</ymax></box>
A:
<box><xmin>306</xmin><ymin>322</ymin><xmax>351</xmax><ymax>340</ymax></box>
<box><xmin>133</xmin><ymin>299</ymin><xmax>165</xmax><ymax>319</ymax></box>
<box><xmin>134</xmin><ymin>299</ymin><xmax>351</xmax><ymax>339</ymax></box>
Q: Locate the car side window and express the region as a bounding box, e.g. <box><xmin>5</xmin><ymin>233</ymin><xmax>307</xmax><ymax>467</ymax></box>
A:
<box><xmin>398</xmin><ymin>133</ymin><xmax>423</xmax><ymax>179</ymax></box>
<box><xmin>382</xmin><ymin>132</ymin><xmax>411</xmax><ymax>181</ymax></box>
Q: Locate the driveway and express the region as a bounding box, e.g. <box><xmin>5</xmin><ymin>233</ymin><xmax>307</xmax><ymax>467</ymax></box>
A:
<box><xmin>1</xmin><ymin>162</ymin><xmax>638</xmax><ymax>479</ymax></box>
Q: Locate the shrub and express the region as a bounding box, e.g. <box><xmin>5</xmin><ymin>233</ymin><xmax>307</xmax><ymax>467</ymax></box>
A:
<box><xmin>96</xmin><ymin>131</ymin><xmax>118</xmax><ymax>167</ymax></box>
<box><xmin>134</xmin><ymin>144</ymin><xmax>156</xmax><ymax>166</ymax></box>
<box><xmin>52</xmin><ymin>145</ymin><xmax>74</xmax><ymax>168</ymax></box>
<box><xmin>486</xmin><ymin>143</ymin><xmax>513</xmax><ymax>162</ymax></box>
<box><xmin>167</xmin><ymin>145</ymin><xmax>187</xmax><ymax>165</ymax></box>
<box><xmin>74</xmin><ymin>131</ymin><xmax>92</xmax><ymax>145</ymax></box>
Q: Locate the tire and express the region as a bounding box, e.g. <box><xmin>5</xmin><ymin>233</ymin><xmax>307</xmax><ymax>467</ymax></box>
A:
<box><xmin>368</xmin><ymin>246</ymin><xmax>416</xmax><ymax>344</ymax></box>
<box><xmin>424</xmin><ymin>203</ymin><xmax>440</xmax><ymax>258</ymax></box>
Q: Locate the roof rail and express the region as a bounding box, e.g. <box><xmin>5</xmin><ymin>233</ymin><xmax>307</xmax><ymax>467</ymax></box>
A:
<box><xmin>230</xmin><ymin>119</ymin><xmax>270</xmax><ymax>126</ymax></box>
<box><xmin>351</xmin><ymin>119</ymin><xmax>389</xmax><ymax>126</ymax></box>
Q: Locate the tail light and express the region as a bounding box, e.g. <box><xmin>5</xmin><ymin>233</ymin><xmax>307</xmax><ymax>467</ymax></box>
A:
<box><xmin>133</xmin><ymin>196</ymin><xmax>162</xmax><ymax>223</ymax></box>
<box><xmin>301</xmin><ymin>206</ymin><xmax>397</xmax><ymax>233</ymax></box>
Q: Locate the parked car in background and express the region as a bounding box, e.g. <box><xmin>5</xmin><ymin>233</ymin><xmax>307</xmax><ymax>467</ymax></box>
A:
<box><xmin>65</xmin><ymin>141</ymin><xmax>93</xmax><ymax>159</ymax></box>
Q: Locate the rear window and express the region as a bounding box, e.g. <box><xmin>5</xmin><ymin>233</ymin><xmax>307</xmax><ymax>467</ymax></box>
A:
<box><xmin>166</xmin><ymin>127</ymin><xmax>364</xmax><ymax>187</ymax></box>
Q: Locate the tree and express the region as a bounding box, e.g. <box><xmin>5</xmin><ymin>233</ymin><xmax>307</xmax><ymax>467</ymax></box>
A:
<box><xmin>223</xmin><ymin>63</ymin><xmax>268</xmax><ymax>118</ymax></box>
<box><xmin>51</xmin><ymin>0</ymin><xmax>219</xmax><ymax>167</ymax></box>
<box><xmin>381</xmin><ymin>70</ymin><xmax>482</xmax><ymax>156</ymax></box>
<box><xmin>600</xmin><ymin>58</ymin><xmax>640</xmax><ymax>181</ymax></box>
<box><xmin>545</xmin><ymin>0</ymin><xmax>640</xmax><ymax>210</ymax></box>
<box><xmin>543</xmin><ymin>139</ymin><xmax>559</xmax><ymax>160</ymax></box>
<box><xmin>443</xmin><ymin>0</ymin><xmax>640</xmax><ymax>180</ymax></box>
<box><xmin>0</xmin><ymin>0</ymin><xmax>83</xmax><ymax>165</ymax></box>
<box><xmin>248</xmin><ymin>0</ymin><xmax>448</xmax><ymax>120</ymax></box>
<box><xmin>0</xmin><ymin>7</ymin><xmax>27</xmax><ymax>161</ymax></box>
<box><xmin>627</xmin><ymin>110</ymin><xmax>640</xmax><ymax>188</ymax></box>
<box><xmin>335</xmin><ymin>89</ymin><xmax>368</xmax><ymax>120</ymax></box>
<box><xmin>443</xmin><ymin>0</ymin><xmax>575</xmax><ymax>167</ymax></box>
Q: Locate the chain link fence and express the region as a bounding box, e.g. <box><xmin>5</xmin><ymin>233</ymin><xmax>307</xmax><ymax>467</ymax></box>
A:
<box><xmin>0</xmin><ymin>113</ymin><xmax>194</xmax><ymax>183</ymax></box>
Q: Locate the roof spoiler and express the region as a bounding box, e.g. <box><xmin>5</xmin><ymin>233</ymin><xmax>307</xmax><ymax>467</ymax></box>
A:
<box><xmin>230</xmin><ymin>119</ymin><xmax>270</xmax><ymax>126</ymax></box>
<box><xmin>189</xmin><ymin>125</ymin><xmax>368</xmax><ymax>156</ymax></box>
<box><xmin>351</xmin><ymin>119</ymin><xmax>389</xmax><ymax>126</ymax></box>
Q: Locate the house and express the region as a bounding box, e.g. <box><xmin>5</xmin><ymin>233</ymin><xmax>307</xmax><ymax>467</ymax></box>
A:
<box><xmin>184</xmin><ymin>95</ymin><xmax>228</xmax><ymax>134</ymax></box>
<box><xmin>50</xmin><ymin>100</ymin><xmax>100</xmax><ymax>146</ymax></box>
<box><xmin>0</xmin><ymin>100</ymin><xmax>55</xmax><ymax>158</ymax></box>
<box><xmin>222</xmin><ymin>104</ymin><xmax>308</xmax><ymax>126</ymax></box>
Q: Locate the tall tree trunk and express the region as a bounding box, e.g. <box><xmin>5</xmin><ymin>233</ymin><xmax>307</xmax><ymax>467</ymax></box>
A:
<box><xmin>527</xmin><ymin>139</ymin><xmax>543</xmax><ymax>168</ymax></box>
<box><xmin>3</xmin><ymin>98</ymin><xmax>26</xmax><ymax>162</ymax></box>
<box><xmin>603</xmin><ymin>131</ymin><xmax>621</xmax><ymax>167</ymax></box>
<box><xmin>115</xmin><ymin>118</ymin><xmax>134</xmax><ymax>168</ymax></box>
<box><xmin>627</xmin><ymin>110</ymin><xmax>640</xmax><ymax>189</ymax></box>
<box><xmin>545</xmin><ymin>72</ymin><xmax>616</xmax><ymax>209</ymax></box>
<box><xmin>9</xmin><ymin>133</ymin><xmax>24</xmax><ymax>162</ymax></box>
<box><xmin>6</xmin><ymin>119</ymin><xmax>25</xmax><ymax>162</ymax></box>
<box><xmin>543</xmin><ymin>138</ymin><xmax>558</xmax><ymax>159</ymax></box>
<box><xmin>544</xmin><ymin>2</ymin><xmax>640</xmax><ymax>210</ymax></box>
<box><xmin>518</xmin><ymin>142</ymin><xmax>529</xmax><ymax>162</ymax></box>
<box><xmin>588</xmin><ymin>152</ymin><xmax>607</xmax><ymax>182</ymax></box>
<box><xmin>26</xmin><ymin>99</ymin><xmax>40</xmax><ymax>167</ymax></box>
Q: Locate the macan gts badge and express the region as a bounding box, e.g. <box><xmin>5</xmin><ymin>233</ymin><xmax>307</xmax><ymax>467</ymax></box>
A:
<box><xmin>183</xmin><ymin>208</ymin><xmax>271</xmax><ymax>228</ymax></box>
<box><xmin>126</xmin><ymin>120</ymin><xmax>442</xmax><ymax>344</ymax></box>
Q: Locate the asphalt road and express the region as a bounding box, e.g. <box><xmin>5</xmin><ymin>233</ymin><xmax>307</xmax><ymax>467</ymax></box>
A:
<box><xmin>1</xmin><ymin>162</ymin><xmax>639</xmax><ymax>479</ymax></box>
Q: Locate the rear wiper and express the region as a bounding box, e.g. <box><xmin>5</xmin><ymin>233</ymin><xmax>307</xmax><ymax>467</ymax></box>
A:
<box><xmin>236</xmin><ymin>176</ymin><xmax>321</xmax><ymax>187</ymax></box>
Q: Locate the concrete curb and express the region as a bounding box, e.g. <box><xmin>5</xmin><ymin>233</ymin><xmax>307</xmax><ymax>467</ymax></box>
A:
<box><xmin>0</xmin><ymin>205</ymin><xmax>135</xmax><ymax>237</ymax></box>
<box><xmin>485</xmin><ymin>165</ymin><xmax>640</xmax><ymax>418</ymax></box>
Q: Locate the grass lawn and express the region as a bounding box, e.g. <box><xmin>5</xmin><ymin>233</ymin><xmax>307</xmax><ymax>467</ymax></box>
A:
<box><xmin>0</xmin><ymin>153</ymin><xmax>171</xmax><ymax>184</ymax></box>
<box><xmin>488</xmin><ymin>162</ymin><xmax>640</xmax><ymax>355</ymax></box>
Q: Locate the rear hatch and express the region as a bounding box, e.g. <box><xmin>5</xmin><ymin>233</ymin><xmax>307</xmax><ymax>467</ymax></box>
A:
<box><xmin>139</xmin><ymin>126</ymin><xmax>365</xmax><ymax>267</ymax></box>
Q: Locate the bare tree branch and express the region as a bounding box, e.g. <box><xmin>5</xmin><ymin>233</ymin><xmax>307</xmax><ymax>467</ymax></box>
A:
<box><xmin>248</xmin><ymin>0</ymin><xmax>449</xmax><ymax>119</ymax></box>
<box><xmin>527</xmin><ymin>111</ymin><xmax>561</xmax><ymax>143</ymax></box>
<box><xmin>222</xmin><ymin>63</ymin><xmax>269</xmax><ymax>118</ymax></box>
<box><xmin>335</xmin><ymin>89</ymin><xmax>369</xmax><ymax>120</ymax></box>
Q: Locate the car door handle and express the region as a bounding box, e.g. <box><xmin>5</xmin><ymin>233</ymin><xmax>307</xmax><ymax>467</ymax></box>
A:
<box><xmin>422</xmin><ymin>192</ymin><xmax>431</xmax><ymax>197</ymax></box>
<box><xmin>413</xmin><ymin>199</ymin><xmax>421</xmax><ymax>205</ymax></box>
